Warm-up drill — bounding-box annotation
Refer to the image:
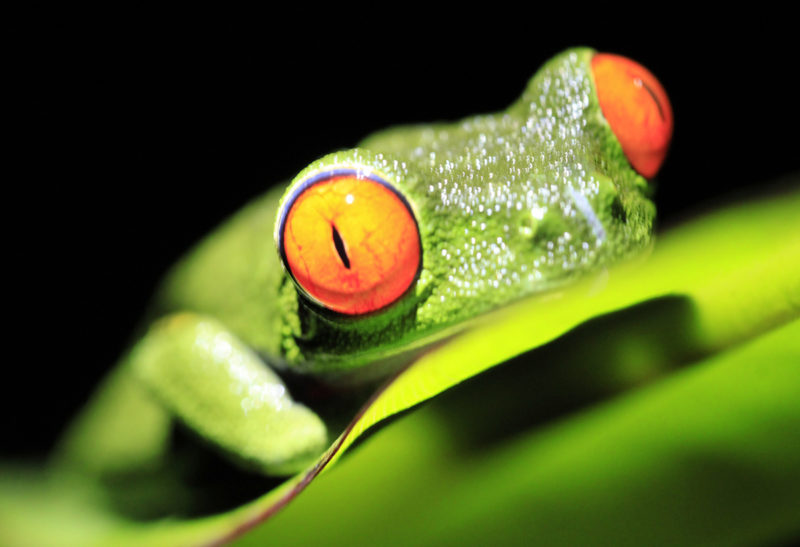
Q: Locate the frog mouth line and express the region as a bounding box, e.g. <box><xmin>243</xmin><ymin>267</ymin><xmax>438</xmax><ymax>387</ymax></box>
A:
<box><xmin>568</xmin><ymin>187</ymin><xmax>606</xmax><ymax>243</ymax></box>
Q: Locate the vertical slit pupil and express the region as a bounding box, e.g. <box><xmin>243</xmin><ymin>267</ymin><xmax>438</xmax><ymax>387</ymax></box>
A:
<box><xmin>640</xmin><ymin>79</ymin><xmax>666</xmax><ymax>121</ymax></box>
<box><xmin>331</xmin><ymin>224</ymin><xmax>351</xmax><ymax>269</ymax></box>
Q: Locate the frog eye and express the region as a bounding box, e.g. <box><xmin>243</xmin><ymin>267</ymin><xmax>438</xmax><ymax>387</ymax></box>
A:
<box><xmin>277</xmin><ymin>170</ymin><xmax>421</xmax><ymax>315</ymax></box>
<box><xmin>591</xmin><ymin>53</ymin><xmax>673</xmax><ymax>178</ymax></box>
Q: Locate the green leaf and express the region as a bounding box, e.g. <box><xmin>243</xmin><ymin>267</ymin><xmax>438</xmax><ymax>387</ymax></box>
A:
<box><xmin>245</xmin><ymin>317</ymin><xmax>800</xmax><ymax>546</ymax></box>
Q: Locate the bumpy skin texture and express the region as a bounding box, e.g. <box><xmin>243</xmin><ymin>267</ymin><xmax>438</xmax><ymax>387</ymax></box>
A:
<box><xmin>159</xmin><ymin>48</ymin><xmax>654</xmax><ymax>377</ymax></box>
<box><xmin>58</xmin><ymin>47</ymin><xmax>661</xmax><ymax>478</ymax></box>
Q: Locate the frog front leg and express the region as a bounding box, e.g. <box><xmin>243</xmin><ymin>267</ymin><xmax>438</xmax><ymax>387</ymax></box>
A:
<box><xmin>58</xmin><ymin>312</ymin><xmax>328</xmax><ymax>478</ymax></box>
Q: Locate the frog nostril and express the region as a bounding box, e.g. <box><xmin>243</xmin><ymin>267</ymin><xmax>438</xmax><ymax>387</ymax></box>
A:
<box><xmin>518</xmin><ymin>216</ymin><xmax>537</xmax><ymax>239</ymax></box>
<box><xmin>611</xmin><ymin>196</ymin><xmax>628</xmax><ymax>223</ymax></box>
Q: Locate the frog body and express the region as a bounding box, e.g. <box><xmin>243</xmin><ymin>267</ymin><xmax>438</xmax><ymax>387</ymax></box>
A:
<box><xmin>58</xmin><ymin>47</ymin><xmax>671</xmax><ymax>479</ymax></box>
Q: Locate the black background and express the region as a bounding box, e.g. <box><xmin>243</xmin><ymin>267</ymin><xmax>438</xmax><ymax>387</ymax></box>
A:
<box><xmin>9</xmin><ymin>13</ymin><xmax>799</xmax><ymax>457</ymax></box>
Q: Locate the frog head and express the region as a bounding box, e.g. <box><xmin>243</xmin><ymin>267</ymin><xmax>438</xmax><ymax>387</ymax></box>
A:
<box><xmin>274</xmin><ymin>47</ymin><xmax>672</xmax><ymax>376</ymax></box>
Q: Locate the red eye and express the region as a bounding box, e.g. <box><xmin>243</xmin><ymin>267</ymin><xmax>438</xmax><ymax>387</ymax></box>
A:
<box><xmin>591</xmin><ymin>53</ymin><xmax>673</xmax><ymax>178</ymax></box>
<box><xmin>279</xmin><ymin>171</ymin><xmax>421</xmax><ymax>315</ymax></box>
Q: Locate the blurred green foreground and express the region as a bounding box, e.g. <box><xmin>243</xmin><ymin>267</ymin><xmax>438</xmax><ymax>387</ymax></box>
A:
<box><xmin>1</xmin><ymin>183</ymin><xmax>799</xmax><ymax>546</ymax></box>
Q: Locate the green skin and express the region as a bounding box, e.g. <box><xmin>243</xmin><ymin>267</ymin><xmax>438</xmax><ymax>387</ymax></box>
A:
<box><xmin>58</xmin><ymin>47</ymin><xmax>655</xmax><ymax>478</ymax></box>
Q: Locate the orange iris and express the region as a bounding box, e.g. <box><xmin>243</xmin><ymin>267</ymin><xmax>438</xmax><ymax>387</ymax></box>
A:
<box><xmin>591</xmin><ymin>53</ymin><xmax>673</xmax><ymax>178</ymax></box>
<box><xmin>280</xmin><ymin>173</ymin><xmax>421</xmax><ymax>315</ymax></box>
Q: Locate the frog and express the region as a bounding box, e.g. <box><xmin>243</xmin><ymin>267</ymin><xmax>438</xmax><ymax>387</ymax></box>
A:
<box><xmin>56</xmin><ymin>47</ymin><xmax>672</xmax><ymax>482</ymax></box>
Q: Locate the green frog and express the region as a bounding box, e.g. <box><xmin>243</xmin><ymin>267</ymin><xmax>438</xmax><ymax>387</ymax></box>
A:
<box><xmin>57</xmin><ymin>47</ymin><xmax>672</xmax><ymax>479</ymax></box>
